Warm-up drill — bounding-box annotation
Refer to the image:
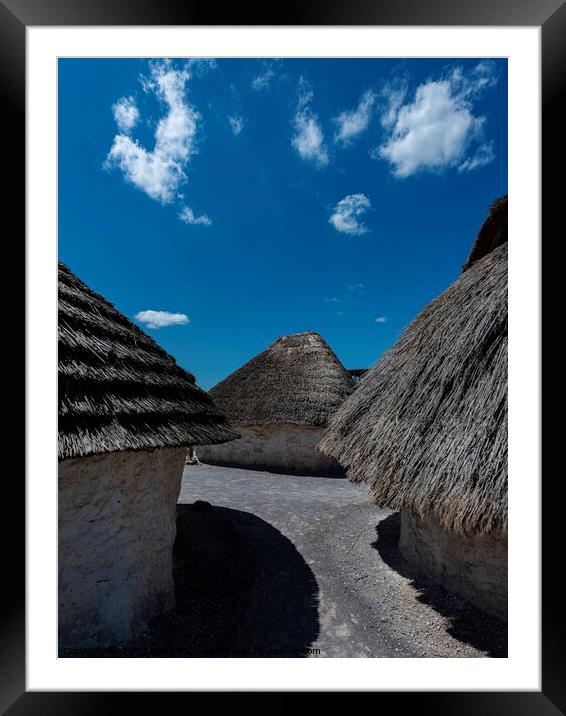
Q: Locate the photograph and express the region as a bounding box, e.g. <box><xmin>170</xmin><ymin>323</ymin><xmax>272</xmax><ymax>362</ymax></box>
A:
<box><xmin>57</xmin><ymin>56</ymin><xmax>509</xmax><ymax>659</ymax></box>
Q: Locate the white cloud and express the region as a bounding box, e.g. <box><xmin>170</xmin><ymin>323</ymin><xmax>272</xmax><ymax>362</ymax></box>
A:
<box><xmin>290</xmin><ymin>77</ymin><xmax>329</xmax><ymax>168</ymax></box>
<box><xmin>470</xmin><ymin>60</ymin><xmax>499</xmax><ymax>93</ymax></box>
<box><xmin>334</xmin><ymin>90</ymin><xmax>375</xmax><ymax>145</ymax></box>
<box><xmin>105</xmin><ymin>137</ymin><xmax>185</xmax><ymax>204</ymax></box>
<box><xmin>297</xmin><ymin>76</ymin><xmax>314</xmax><ymax>108</ymax></box>
<box><xmin>112</xmin><ymin>96</ymin><xmax>139</xmax><ymax>133</ymax></box>
<box><xmin>457</xmin><ymin>141</ymin><xmax>495</xmax><ymax>173</ymax></box>
<box><xmin>329</xmin><ymin>194</ymin><xmax>371</xmax><ymax>236</ymax></box>
<box><xmin>292</xmin><ymin>110</ymin><xmax>329</xmax><ymax>167</ymax></box>
<box><xmin>187</xmin><ymin>58</ymin><xmax>218</xmax><ymax>76</ymax></box>
<box><xmin>179</xmin><ymin>206</ymin><xmax>212</xmax><ymax>226</ymax></box>
<box><xmin>324</xmin><ymin>297</ymin><xmax>341</xmax><ymax>303</ymax></box>
<box><xmin>106</xmin><ymin>60</ymin><xmax>199</xmax><ymax>204</ymax></box>
<box><xmin>134</xmin><ymin>309</ymin><xmax>190</xmax><ymax>329</ymax></box>
<box><xmin>347</xmin><ymin>283</ymin><xmax>365</xmax><ymax>293</ymax></box>
<box><xmin>252</xmin><ymin>69</ymin><xmax>274</xmax><ymax>91</ymax></box>
<box><xmin>374</xmin><ymin>316</ymin><xmax>387</xmax><ymax>323</ymax></box>
<box><xmin>375</xmin><ymin>62</ymin><xmax>498</xmax><ymax>178</ymax></box>
<box><xmin>228</xmin><ymin>115</ymin><xmax>244</xmax><ymax>135</ymax></box>
<box><xmin>379</xmin><ymin>80</ymin><xmax>408</xmax><ymax>129</ymax></box>
<box><xmin>252</xmin><ymin>62</ymin><xmax>276</xmax><ymax>91</ymax></box>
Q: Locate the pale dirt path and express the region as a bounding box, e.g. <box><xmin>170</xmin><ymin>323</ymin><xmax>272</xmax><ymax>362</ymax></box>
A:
<box><xmin>177</xmin><ymin>464</ymin><xmax>507</xmax><ymax>658</ymax></box>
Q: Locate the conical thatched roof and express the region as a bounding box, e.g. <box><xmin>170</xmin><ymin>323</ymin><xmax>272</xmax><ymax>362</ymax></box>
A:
<box><xmin>319</xmin><ymin>205</ymin><xmax>508</xmax><ymax>536</ymax></box>
<box><xmin>208</xmin><ymin>332</ymin><xmax>354</xmax><ymax>427</ymax></box>
<box><xmin>58</xmin><ymin>262</ymin><xmax>239</xmax><ymax>461</ymax></box>
<box><xmin>463</xmin><ymin>195</ymin><xmax>507</xmax><ymax>271</ymax></box>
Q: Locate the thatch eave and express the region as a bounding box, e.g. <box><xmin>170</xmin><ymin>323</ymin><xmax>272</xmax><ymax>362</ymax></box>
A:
<box><xmin>58</xmin><ymin>262</ymin><xmax>238</xmax><ymax>461</ymax></box>
<box><xmin>319</xmin><ymin>243</ymin><xmax>508</xmax><ymax>537</ymax></box>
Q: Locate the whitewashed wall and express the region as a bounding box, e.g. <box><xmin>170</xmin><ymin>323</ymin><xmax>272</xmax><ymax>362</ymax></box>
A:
<box><xmin>399</xmin><ymin>509</ymin><xmax>507</xmax><ymax>620</ymax></box>
<box><xmin>197</xmin><ymin>424</ymin><xmax>344</xmax><ymax>476</ymax></box>
<box><xmin>58</xmin><ymin>446</ymin><xmax>187</xmax><ymax>649</ymax></box>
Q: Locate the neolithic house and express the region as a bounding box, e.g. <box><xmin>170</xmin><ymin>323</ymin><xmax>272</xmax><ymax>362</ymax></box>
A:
<box><xmin>319</xmin><ymin>197</ymin><xmax>508</xmax><ymax>619</ymax></box>
<box><xmin>197</xmin><ymin>332</ymin><xmax>354</xmax><ymax>475</ymax></box>
<box><xmin>58</xmin><ymin>262</ymin><xmax>238</xmax><ymax>649</ymax></box>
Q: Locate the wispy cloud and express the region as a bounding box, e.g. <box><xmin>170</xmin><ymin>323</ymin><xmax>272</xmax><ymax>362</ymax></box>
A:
<box><xmin>470</xmin><ymin>60</ymin><xmax>500</xmax><ymax>92</ymax></box>
<box><xmin>374</xmin><ymin>316</ymin><xmax>387</xmax><ymax>324</ymax></box>
<box><xmin>252</xmin><ymin>68</ymin><xmax>274</xmax><ymax>91</ymax></box>
<box><xmin>334</xmin><ymin>90</ymin><xmax>375</xmax><ymax>145</ymax></box>
<box><xmin>105</xmin><ymin>60</ymin><xmax>199</xmax><ymax>205</ymax></box>
<box><xmin>329</xmin><ymin>194</ymin><xmax>371</xmax><ymax>236</ymax></box>
<box><xmin>291</xmin><ymin>77</ymin><xmax>328</xmax><ymax>167</ymax></box>
<box><xmin>296</xmin><ymin>76</ymin><xmax>314</xmax><ymax>108</ymax></box>
<box><xmin>112</xmin><ymin>96</ymin><xmax>139</xmax><ymax>133</ymax></box>
<box><xmin>179</xmin><ymin>206</ymin><xmax>212</xmax><ymax>226</ymax></box>
<box><xmin>187</xmin><ymin>58</ymin><xmax>218</xmax><ymax>76</ymax></box>
<box><xmin>379</xmin><ymin>77</ymin><xmax>409</xmax><ymax>129</ymax></box>
<box><xmin>374</xmin><ymin>61</ymin><xmax>498</xmax><ymax>178</ymax></box>
<box><xmin>252</xmin><ymin>60</ymin><xmax>279</xmax><ymax>91</ymax></box>
<box><xmin>134</xmin><ymin>309</ymin><xmax>190</xmax><ymax>329</ymax></box>
<box><xmin>324</xmin><ymin>282</ymin><xmax>366</xmax><ymax>317</ymax></box>
<box><xmin>228</xmin><ymin>115</ymin><xmax>245</xmax><ymax>136</ymax></box>
<box><xmin>457</xmin><ymin>141</ymin><xmax>495</xmax><ymax>173</ymax></box>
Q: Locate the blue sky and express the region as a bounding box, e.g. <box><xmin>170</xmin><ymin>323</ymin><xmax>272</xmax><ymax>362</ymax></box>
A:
<box><xmin>58</xmin><ymin>57</ymin><xmax>507</xmax><ymax>390</ymax></box>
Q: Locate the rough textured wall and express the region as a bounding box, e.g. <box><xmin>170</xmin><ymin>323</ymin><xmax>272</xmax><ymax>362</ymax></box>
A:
<box><xmin>399</xmin><ymin>509</ymin><xmax>507</xmax><ymax>620</ymax></box>
<box><xmin>197</xmin><ymin>424</ymin><xmax>344</xmax><ymax>476</ymax></box>
<box><xmin>58</xmin><ymin>447</ymin><xmax>187</xmax><ymax>649</ymax></box>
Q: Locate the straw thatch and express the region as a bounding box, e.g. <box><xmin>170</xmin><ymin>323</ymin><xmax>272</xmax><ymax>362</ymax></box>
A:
<box><xmin>319</xmin><ymin>226</ymin><xmax>507</xmax><ymax>536</ymax></box>
<box><xmin>58</xmin><ymin>262</ymin><xmax>239</xmax><ymax>461</ymax></box>
<box><xmin>208</xmin><ymin>332</ymin><xmax>354</xmax><ymax>427</ymax></box>
<box><xmin>463</xmin><ymin>195</ymin><xmax>507</xmax><ymax>271</ymax></box>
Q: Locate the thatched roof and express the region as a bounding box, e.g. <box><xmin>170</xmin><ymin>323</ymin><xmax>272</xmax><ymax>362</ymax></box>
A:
<box><xmin>58</xmin><ymin>262</ymin><xmax>239</xmax><ymax>461</ymax></box>
<box><xmin>208</xmin><ymin>332</ymin><xmax>354</xmax><ymax>427</ymax></box>
<box><xmin>463</xmin><ymin>195</ymin><xmax>507</xmax><ymax>271</ymax></box>
<box><xmin>319</xmin><ymin>224</ymin><xmax>507</xmax><ymax>536</ymax></box>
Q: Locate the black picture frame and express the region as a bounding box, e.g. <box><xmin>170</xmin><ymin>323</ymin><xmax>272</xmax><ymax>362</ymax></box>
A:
<box><xmin>5</xmin><ymin>0</ymin><xmax>557</xmax><ymax>709</ymax></box>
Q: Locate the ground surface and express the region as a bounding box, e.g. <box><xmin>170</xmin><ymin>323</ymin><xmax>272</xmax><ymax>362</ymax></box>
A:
<box><xmin>63</xmin><ymin>463</ymin><xmax>507</xmax><ymax>658</ymax></box>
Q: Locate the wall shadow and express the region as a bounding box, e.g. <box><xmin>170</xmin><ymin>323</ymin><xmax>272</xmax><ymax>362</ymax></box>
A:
<box><xmin>373</xmin><ymin>513</ymin><xmax>508</xmax><ymax>658</ymax></box>
<box><xmin>197</xmin><ymin>458</ymin><xmax>346</xmax><ymax>479</ymax></box>
<box><xmin>150</xmin><ymin>504</ymin><xmax>320</xmax><ymax>657</ymax></box>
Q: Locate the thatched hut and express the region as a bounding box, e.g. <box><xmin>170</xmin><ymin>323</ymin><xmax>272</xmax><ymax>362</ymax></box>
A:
<box><xmin>58</xmin><ymin>262</ymin><xmax>238</xmax><ymax>649</ymax></box>
<box><xmin>197</xmin><ymin>332</ymin><xmax>354</xmax><ymax>475</ymax></box>
<box><xmin>319</xmin><ymin>197</ymin><xmax>508</xmax><ymax>619</ymax></box>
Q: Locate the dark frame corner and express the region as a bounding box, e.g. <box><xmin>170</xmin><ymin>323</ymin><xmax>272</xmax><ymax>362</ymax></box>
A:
<box><xmin>6</xmin><ymin>0</ymin><xmax>561</xmax><ymax>710</ymax></box>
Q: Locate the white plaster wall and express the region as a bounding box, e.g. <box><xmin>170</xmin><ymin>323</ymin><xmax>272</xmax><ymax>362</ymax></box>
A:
<box><xmin>58</xmin><ymin>446</ymin><xmax>187</xmax><ymax>649</ymax></box>
<box><xmin>399</xmin><ymin>509</ymin><xmax>507</xmax><ymax>620</ymax></box>
<box><xmin>197</xmin><ymin>424</ymin><xmax>344</xmax><ymax>476</ymax></box>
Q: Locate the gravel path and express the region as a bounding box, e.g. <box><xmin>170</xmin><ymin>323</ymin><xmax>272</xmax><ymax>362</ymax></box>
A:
<box><xmin>171</xmin><ymin>464</ymin><xmax>506</xmax><ymax>658</ymax></box>
<box><xmin>64</xmin><ymin>463</ymin><xmax>506</xmax><ymax>658</ymax></box>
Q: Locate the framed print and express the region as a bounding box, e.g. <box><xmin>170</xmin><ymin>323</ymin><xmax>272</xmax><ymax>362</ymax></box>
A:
<box><xmin>4</xmin><ymin>0</ymin><xmax>559</xmax><ymax>708</ymax></box>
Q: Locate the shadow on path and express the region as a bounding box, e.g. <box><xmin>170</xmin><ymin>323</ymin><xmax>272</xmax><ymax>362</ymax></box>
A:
<box><xmin>373</xmin><ymin>513</ymin><xmax>508</xmax><ymax>658</ymax></box>
<box><xmin>150</xmin><ymin>503</ymin><xmax>320</xmax><ymax>657</ymax></box>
